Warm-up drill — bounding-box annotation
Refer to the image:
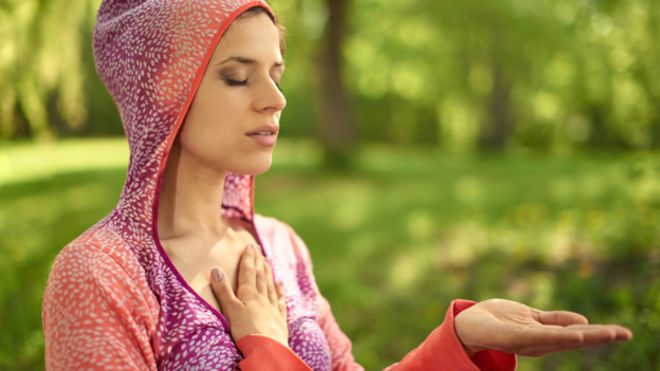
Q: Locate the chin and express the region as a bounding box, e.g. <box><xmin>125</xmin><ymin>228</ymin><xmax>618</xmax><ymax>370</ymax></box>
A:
<box><xmin>234</xmin><ymin>155</ymin><xmax>273</xmax><ymax>176</ymax></box>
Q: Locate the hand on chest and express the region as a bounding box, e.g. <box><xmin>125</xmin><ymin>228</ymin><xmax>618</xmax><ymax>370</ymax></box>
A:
<box><xmin>162</xmin><ymin>226</ymin><xmax>260</xmax><ymax>309</ymax></box>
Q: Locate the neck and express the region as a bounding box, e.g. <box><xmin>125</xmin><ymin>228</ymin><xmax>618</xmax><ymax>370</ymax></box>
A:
<box><xmin>157</xmin><ymin>144</ymin><xmax>228</xmax><ymax>241</ymax></box>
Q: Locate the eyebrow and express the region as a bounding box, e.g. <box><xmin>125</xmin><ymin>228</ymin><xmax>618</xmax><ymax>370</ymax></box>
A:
<box><xmin>216</xmin><ymin>56</ymin><xmax>284</xmax><ymax>69</ymax></box>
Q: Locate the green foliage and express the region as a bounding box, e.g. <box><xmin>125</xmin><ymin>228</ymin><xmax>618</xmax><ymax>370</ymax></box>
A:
<box><xmin>344</xmin><ymin>0</ymin><xmax>659</xmax><ymax>150</ymax></box>
<box><xmin>3</xmin><ymin>0</ymin><xmax>658</xmax><ymax>150</ymax></box>
<box><xmin>0</xmin><ymin>0</ymin><xmax>101</xmax><ymax>139</ymax></box>
<box><xmin>0</xmin><ymin>139</ymin><xmax>657</xmax><ymax>370</ymax></box>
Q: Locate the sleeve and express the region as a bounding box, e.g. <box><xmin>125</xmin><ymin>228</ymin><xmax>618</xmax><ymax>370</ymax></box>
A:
<box><xmin>287</xmin><ymin>225</ymin><xmax>517</xmax><ymax>371</ymax></box>
<box><xmin>42</xmin><ymin>242</ymin><xmax>159</xmax><ymax>370</ymax></box>
<box><xmin>158</xmin><ymin>327</ymin><xmax>313</xmax><ymax>370</ymax></box>
<box><xmin>382</xmin><ymin>299</ymin><xmax>517</xmax><ymax>371</ymax></box>
<box><xmin>237</xmin><ymin>334</ymin><xmax>312</xmax><ymax>370</ymax></box>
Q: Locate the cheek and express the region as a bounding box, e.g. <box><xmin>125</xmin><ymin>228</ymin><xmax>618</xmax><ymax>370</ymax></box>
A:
<box><xmin>183</xmin><ymin>90</ymin><xmax>238</xmax><ymax>140</ymax></box>
<box><xmin>178</xmin><ymin>84</ymin><xmax>254</xmax><ymax>161</ymax></box>
<box><xmin>178</xmin><ymin>113</ymin><xmax>246</xmax><ymax>165</ymax></box>
<box><xmin>197</xmin><ymin>82</ymin><xmax>249</xmax><ymax>116</ymax></box>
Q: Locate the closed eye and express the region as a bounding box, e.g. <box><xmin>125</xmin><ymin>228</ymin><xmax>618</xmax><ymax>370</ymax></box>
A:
<box><xmin>221</xmin><ymin>75</ymin><xmax>283</xmax><ymax>92</ymax></box>
<box><xmin>223</xmin><ymin>78</ymin><xmax>248</xmax><ymax>86</ymax></box>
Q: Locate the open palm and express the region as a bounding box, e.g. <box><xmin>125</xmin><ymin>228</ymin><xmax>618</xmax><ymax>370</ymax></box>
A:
<box><xmin>454</xmin><ymin>299</ymin><xmax>633</xmax><ymax>357</ymax></box>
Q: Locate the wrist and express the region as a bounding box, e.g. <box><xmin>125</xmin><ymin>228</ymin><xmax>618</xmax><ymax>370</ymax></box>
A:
<box><xmin>456</xmin><ymin>328</ymin><xmax>479</xmax><ymax>357</ymax></box>
<box><xmin>454</xmin><ymin>311</ymin><xmax>482</xmax><ymax>357</ymax></box>
<box><xmin>238</xmin><ymin>333</ymin><xmax>290</xmax><ymax>349</ymax></box>
<box><xmin>459</xmin><ymin>341</ymin><xmax>479</xmax><ymax>357</ymax></box>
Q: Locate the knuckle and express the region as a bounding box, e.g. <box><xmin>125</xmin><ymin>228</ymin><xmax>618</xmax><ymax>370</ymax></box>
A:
<box><xmin>237</xmin><ymin>285</ymin><xmax>259</xmax><ymax>299</ymax></box>
<box><xmin>211</xmin><ymin>282</ymin><xmax>226</xmax><ymax>295</ymax></box>
<box><xmin>236</xmin><ymin>285</ymin><xmax>250</xmax><ymax>297</ymax></box>
<box><xmin>242</xmin><ymin>259</ymin><xmax>255</xmax><ymax>270</ymax></box>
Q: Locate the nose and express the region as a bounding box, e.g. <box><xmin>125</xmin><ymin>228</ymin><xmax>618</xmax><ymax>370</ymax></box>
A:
<box><xmin>254</xmin><ymin>79</ymin><xmax>286</xmax><ymax>114</ymax></box>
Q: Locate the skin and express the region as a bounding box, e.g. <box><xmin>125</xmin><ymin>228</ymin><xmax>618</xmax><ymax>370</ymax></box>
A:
<box><xmin>159</xmin><ymin>9</ymin><xmax>634</xmax><ymax>358</ymax></box>
<box><xmin>210</xmin><ymin>243</ymin><xmax>289</xmax><ymax>346</ymax></box>
<box><xmin>157</xmin><ymin>11</ymin><xmax>289</xmax><ymax>346</ymax></box>
<box><xmin>454</xmin><ymin>299</ymin><xmax>632</xmax><ymax>357</ymax></box>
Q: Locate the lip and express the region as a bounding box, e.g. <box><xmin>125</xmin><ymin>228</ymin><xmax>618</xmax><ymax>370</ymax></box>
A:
<box><xmin>247</xmin><ymin>132</ymin><xmax>277</xmax><ymax>146</ymax></box>
<box><xmin>245</xmin><ymin>124</ymin><xmax>279</xmax><ymax>136</ymax></box>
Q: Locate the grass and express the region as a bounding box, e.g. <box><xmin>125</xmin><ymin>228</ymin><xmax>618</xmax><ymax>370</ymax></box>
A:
<box><xmin>0</xmin><ymin>138</ymin><xmax>658</xmax><ymax>370</ymax></box>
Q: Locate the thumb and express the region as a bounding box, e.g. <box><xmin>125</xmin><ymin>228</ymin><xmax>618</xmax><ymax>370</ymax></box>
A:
<box><xmin>534</xmin><ymin>309</ymin><xmax>589</xmax><ymax>327</ymax></box>
<box><xmin>210</xmin><ymin>267</ymin><xmax>239</xmax><ymax>315</ymax></box>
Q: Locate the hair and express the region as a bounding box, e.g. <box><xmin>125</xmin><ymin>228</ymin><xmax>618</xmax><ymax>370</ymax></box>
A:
<box><xmin>237</xmin><ymin>6</ymin><xmax>287</xmax><ymax>55</ymax></box>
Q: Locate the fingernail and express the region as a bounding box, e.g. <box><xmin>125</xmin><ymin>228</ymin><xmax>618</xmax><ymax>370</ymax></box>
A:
<box><xmin>212</xmin><ymin>268</ymin><xmax>223</xmax><ymax>282</ymax></box>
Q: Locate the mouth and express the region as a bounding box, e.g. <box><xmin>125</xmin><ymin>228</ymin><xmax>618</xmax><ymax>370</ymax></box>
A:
<box><xmin>246</xmin><ymin>132</ymin><xmax>277</xmax><ymax>147</ymax></box>
<box><xmin>246</xmin><ymin>124</ymin><xmax>279</xmax><ymax>146</ymax></box>
<box><xmin>245</xmin><ymin>124</ymin><xmax>279</xmax><ymax>136</ymax></box>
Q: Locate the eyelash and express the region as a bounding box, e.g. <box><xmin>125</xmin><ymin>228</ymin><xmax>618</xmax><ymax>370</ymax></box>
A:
<box><xmin>222</xmin><ymin>77</ymin><xmax>283</xmax><ymax>92</ymax></box>
<box><xmin>223</xmin><ymin>78</ymin><xmax>248</xmax><ymax>86</ymax></box>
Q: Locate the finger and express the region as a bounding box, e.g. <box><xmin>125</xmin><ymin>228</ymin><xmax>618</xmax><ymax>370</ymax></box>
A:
<box><xmin>516</xmin><ymin>329</ymin><xmax>598</xmax><ymax>356</ymax></box>
<box><xmin>254</xmin><ymin>247</ymin><xmax>268</xmax><ymax>295</ymax></box>
<box><xmin>264</xmin><ymin>261</ymin><xmax>278</xmax><ymax>305</ymax></box>
<box><xmin>600</xmin><ymin>324</ymin><xmax>633</xmax><ymax>341</ymax></box>
<box><xmin>613</xmin><ymin>325</ymin><xmax>634</xmax><ymax>341</ymax></box>
<box><xmin>237</xmin><ymin>245</ymin><xmax>256</xmax><ymax>294</ymax></box>
<box><xmin>517</xmin><ymin>341</ymin><xmax>585</xmax><ymax>357</ymax></box>
<box><xmin>556</xmin><ymin>324</ymin><xmax>632</xmax><ymax>340</ymax></box>
<box><xmin>275</xmin><ymin>282</ymin><xmax>287</xmax><ymax>318</ymax></box>
<box><xmin>251</xmin><ymin>242</ymin><xmax>264</xmax><ymax>257</ymax></box>
<box><xmin>251</xmin><ymin>243</ymin><xmax>259</xmax><ymax>266</ymax></box>
<box><xmin>568</xmin><ymin>324</ymin><xmax>633</xmax><ymax>344</ymax></box>
<box><xmin>539</xmin><ymin>320</ymin><xmax>633</xmax><ymax>342</ymax></box>
<box><xmin>509</xmin><ymin>324</ymin><xmax>632</xmax><ymax>355</ymax></box>
<box><xmin>534</xmin><ymin>309</ymin><xmax>589</xmax><ymax>326</ymax></box>
<box><xmin>210</xmin><ymin>267</ymin><xmax>240</xmax><ymax>315</ymax></box>
<box><xmin>507</xmin><ymin>326</ymin><xmax>584</xmax><ymax>351</ymax></box>
<box><xmin>517</xmin><ymin>326</ymin><xmax>628</xmax><ymax>357</ymax></box>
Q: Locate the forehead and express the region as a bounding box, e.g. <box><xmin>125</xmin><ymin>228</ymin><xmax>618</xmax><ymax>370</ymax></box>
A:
<box><xmin>212</xmin><ymin>12</ymin><xmax>281</xmax><ymax>60</ymax></box>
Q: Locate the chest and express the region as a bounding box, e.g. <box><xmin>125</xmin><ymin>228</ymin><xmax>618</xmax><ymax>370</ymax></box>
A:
<box><xmin>162</xmin><ymin>232</ymin><xmax>259</xmax><ymax>313</ymax></box>
<box><xmin>146</xmin><ymin>218</ymin><xmax>333</xmax><ymax>370</ymax></box>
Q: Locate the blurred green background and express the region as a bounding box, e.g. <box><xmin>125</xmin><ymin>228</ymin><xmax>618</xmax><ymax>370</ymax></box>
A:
<box><xmin>0</xmin><ymin>0</ymin><xmax>658</xmax><ymax>370</ymax></box>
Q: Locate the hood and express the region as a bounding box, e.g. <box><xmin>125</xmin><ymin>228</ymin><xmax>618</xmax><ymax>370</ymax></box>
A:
<box><xmin>93</xmin><ymin>0</ymin><xmax>273</xmax><ymax>348</ymax></box>
<box><xmin>94</xmin><ymin>0</ymin><xmax>273</xmax><ymax>235</ymax></box>
<box><xmin>90</xmin><ymin>4</ymin><xmax>335</xmax><ymax>368</ymax></box>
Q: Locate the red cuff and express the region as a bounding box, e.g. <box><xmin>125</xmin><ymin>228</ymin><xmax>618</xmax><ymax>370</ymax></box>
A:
<box><xmin>387</xmin><ymin>299</ymin><xmax>516</xmax><ymax>371</ymax></box>
<box><xmin>449</xmin><ymin>300</ymin><xmax>517</xmax><ymax>371</ymax></box>
<box><xmin>236</xmin><ymin>334</ymin><xmax>312</xmax><ymax>371</ymax></box>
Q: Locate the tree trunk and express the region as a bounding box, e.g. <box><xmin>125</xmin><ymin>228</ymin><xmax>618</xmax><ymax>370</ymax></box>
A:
<box><xmin>479</xmin><ymin>39</ymin><xmax>512</xmax><ymax>151</ymax></box>
<box><xmin>318</xmin><ymin>0</ymin><xmax>357</xmax><ymax>168</ymax></box>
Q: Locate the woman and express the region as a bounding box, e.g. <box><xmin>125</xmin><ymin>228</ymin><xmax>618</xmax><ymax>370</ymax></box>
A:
<box><xmin>41</xmin><ymin>1</ymin><xmax>632</xmax><ymax>370</ymax></box>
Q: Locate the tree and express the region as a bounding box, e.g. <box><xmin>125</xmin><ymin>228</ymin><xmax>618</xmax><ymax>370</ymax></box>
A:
<box><xmin>317</xmin><ymin>0</ymin><xmax>358</xmax><ymax>168</ymax></box>
<box><xmin>0</xmin><ymin>0</ymin><xmax>99</xmax><ymax>140</ymax></box>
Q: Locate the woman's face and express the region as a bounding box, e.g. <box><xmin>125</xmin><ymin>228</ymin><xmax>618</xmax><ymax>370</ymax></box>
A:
<box><xmin>177</xmin><ymin>11</ymin><xmax>286</xmax><ymax>176</ymax></box>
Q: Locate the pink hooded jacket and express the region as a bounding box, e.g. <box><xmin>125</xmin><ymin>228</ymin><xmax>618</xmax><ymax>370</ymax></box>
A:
<box><xmin>41</xmin><ymin>0</ymin><xmax>517</xmax><ymax>369</ymax></box>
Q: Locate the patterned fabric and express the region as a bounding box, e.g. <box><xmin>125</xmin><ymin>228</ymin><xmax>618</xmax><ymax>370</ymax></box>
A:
<box><xmin>42</xmin><ymin>0</ymin><xmax>519</xmax><ymax>370</ymax></box>
<box><xmin>42</xmin><ymin>0</ymin><xmax>332</xmax><ymax>369</ymax></box>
